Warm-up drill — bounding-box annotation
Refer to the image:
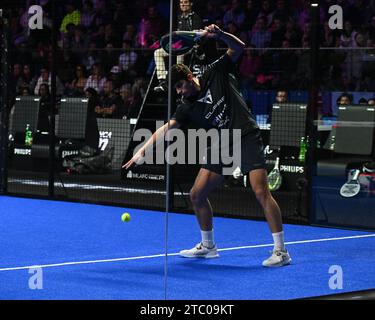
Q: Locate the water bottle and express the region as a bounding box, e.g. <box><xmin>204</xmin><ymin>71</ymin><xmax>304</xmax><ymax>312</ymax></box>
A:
<box><xmin>299</xmin><ymin>136</ymin><xmax>306</xmax><ymax>163</ymax></box>
<box><xmin>25</xmin><ymin>124</ymin><xmax>33</xmax><ymax>146</ymax></box>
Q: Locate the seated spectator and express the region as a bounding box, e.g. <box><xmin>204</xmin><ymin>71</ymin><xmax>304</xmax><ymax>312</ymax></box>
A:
<box><xmin>243</xmin><ymin>0</ymin><xmax>259</xmax><ymax>31</ymax></box>
<box><xmin>358</xmin><ymin>97</ymin><xmax>368</xmax><ymax>105</ymax></box>
<box><xmin>82</xmin><ymin>41</ymin><xmax>101</xmax><ymax>71</ymax></box>
<box><xmin>223</xmin><ymin>0</ymin><xmax>246</xmax><ymax>30</ymax></box>
<box><xmin>34</xmin><ymin>67</ymin><xmax>64</xmax><ymax>96</ymax></box>
<box><xmin>108</xmin><ymin>66</ymin><xmax>123</xmax><ymax>92</ymax></box>
<box><xmin>16</xmin><ymin>64</ymin><xmax>36</xmax><ymax>96</ymax></box>
<box><xmin>65</xmin><ymin>64</ymin><xmax>88</xmax><ymax>97</ymax></box>
<box><xmin>337</xmin><ymin>93</ymin><xmax>353</xmax><ymax>105</ymax></box>
<box><xmin>204</xmin><ymin>1</ymin><xmax>223</xmax><ymax>25</ymax></box>
<box><xmin>123</xmin><ymin>24</ymin><xmax>138</xmax><ymax>46</ymax></box>
<box><xmin>239</xmin><ymin>45</ymin><xmax>262</xmax><ymax>88</ymax></box>
<box><xmin>119</xmin><ymin>84</ymin><xmax>140</xmax><ymax>119</ymax></box>
<box><xmin>250</xmin><ymin>17</ymin><xmax>271</xmax><ymax>48</ymax></box>
<box><xmin>269</xmin><ymin>18</ymin><xmax>286</xmax><ymax>47</ymax></box>
<box><xmin>96</xmin><ymin>23</ymin><xmax>121</xmax><ymax>48</ymax></box>
<box><xmin>119</xmin><ymin>40</ymin><xmax>138</xmax><ymax>79</ymax></box>
<box><xmin>81</xmin><ymin>0</ymin><xmax>98</xmax><ymax>33</ymax></box>
<box><xmin>257</xmin><ymin>0</ymin><xmax>275</xmax><ymax>28</ymax></box>
<box><xmin>96</xmin><ymin>80</ymin><xmax>123</xmax><ymax>118</ymax></box>
<box><xmin>69</xmin><ymin>25</ymin><xmax>89</xmax><ymax>64</ymax></box>
<box><xmin>275</xmin><ymin>90</ymin><xmax>288</xmax><ymax>103</ymax></box>
<box><xmin>84</xmin><ymin>63</ymin><xmax>107</xmax><ymax>94</ymax></box>
<box><xmin>340</xmin><ymin>21</ymin><xmax>358</xmax><ymax>48</ymax></box>
<box><xmin>100</xmin><ymin>42</ymin><xmax>120</xmax><ymax>74</ymax></box>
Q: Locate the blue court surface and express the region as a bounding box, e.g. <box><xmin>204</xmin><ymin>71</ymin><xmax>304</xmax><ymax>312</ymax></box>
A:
<box><xmin>0</xmin><ymin>196</ymin><xmax>374</xmax><ymax>300</ymax></box>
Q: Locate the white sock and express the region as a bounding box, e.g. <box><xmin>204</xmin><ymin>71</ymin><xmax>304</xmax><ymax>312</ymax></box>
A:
<box><xmin>272</xmin><ymin>231</ymin><xmax>285</xmax><ymax>251</ymax></box>
<box><xmin>201</xmin><ymin>230</ymin><xmax>215</xmax><ymax>248</ymax></box>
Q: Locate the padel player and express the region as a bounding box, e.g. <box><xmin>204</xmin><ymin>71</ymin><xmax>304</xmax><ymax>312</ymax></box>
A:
<box><xmin>124</xmin><ymin>24</ymin><xmax>291</xmax><ymax>267</ymax></box>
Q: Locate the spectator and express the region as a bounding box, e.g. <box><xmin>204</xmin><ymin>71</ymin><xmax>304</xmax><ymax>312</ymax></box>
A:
<box><xmin>153</xmin><ymin>0</ymin><xmax>203</xmax><ymax>92</ymax></box>
<box><xmin>108</xmin><ymin>66</ymin><xmax>123</xmax><ymax>92</ymax></box>
<box><xmin>84</xmin><ymin>63</ymin><xmax>107</xmax><ymax>94</ymax></box>
<box><xmin>119</xmin><ymin>40</ymin><xmax>138</xmax><ymax>77</ymax></box>
<box><xmin>284</xmin><ymin>18</ymin><xmax>301</xmax><ymax>47</ymax></box>
<box><xmin>100</xmin><ymin>42</ymin><xmax>120</xmax><ymax>74</ymax></box>
<box><xmin>273</xmin><ymin>0</ymin><xmax>292</xmax><ymax>23</ymax></box>
<box><xmin>60</xmin><ymin>2</ymin><xmax>81</xmax><ymax>34</ymax></box>
<box><xmin>243</xmin><ymin>0</ymin><xmax>259</xmax><ymax>31</ymax></box>
<box><xmin>11</xmin><ymin>63</ymin><xmax>23</xmax><ymax>96</ymax></box>
<box><xmin>269</xmin><ymin>18</ymin><xmax>286</xmax><ymax>48</ymax></box>
<box><xmin>65</xmin><ymin>64</ymin><xmax>88</xmax><ymax>97</ymax></box>
<box><xmin>113</xmin><ymin>1</ymin><xmax>134</xmax><ymax>31</ymax></box>
<box><xmin>137</xmin><ymin>5</ymin><xmax>166</xmax><ymax>48</ymax></box>
<box><xmin>257</xmin><ymin>0</ymin><xmax>275</xmax><ymax>28</ymax></box>
<box><xmin>123</xmin><ymin>24</ymin><xmax>138</xmax><ymax>46</ymax></box>
<box><xmin>275</xmin><ymin>90</ymin><xmax>288</xmax><ymax>103</ymax></box>
<box><xmin>203</xmin><ymin>1</ymin><xmax>223</xmax><ymax>25</ymax></box>
<box><xmin>358</xmin><ymin>97</ymin><xmax>368</xmax><ymax>105</ymax></box>
<box><xmin>82</xmin><ymin>41</ymin><xmax>101</xmax><ymax>71</ymax></box>
<box><xmin>250</xmin><ymin>17</ymin><xmax>271</xmax><ymax>48</ymax></box>
<box><xmin>33</xmin><ymin>67</ymin><xmax>64</xmax><ymax>96</ymax></box>
<box><xmin>340</xmin><ymin>21</ymin><xmax>358</xmax><ymax>48</ymax></box>
<box><xmin>337</xmin><ymin>93</ymin><xmax>353</xmax><ymax>105</ymax></box>
<box><xmin>16</xmin><ymin>64</ymin><xmax>37</xmax><ymax>95</ymax></box>
<box><xmin>95</xmin><ymin>23</ymin><xmax>121</xmax><ymax>49</ymax></box>
<box><xmin>223</xmin><ymin>0</ymin><xmax>246</xmax><ymax>30</ymax></box>
<box><xmin>119</xmin><ymin>83</ymin><xmax>139</xmax><ymax>119</ymax></box>
<box><xmin>21</xmin><ymin>87</ymin><xmax>32</xmax><ymax>96</ymax></box>
<box><xmin>132</xmin><ymin>76</ymin><xmax>147</xmax><ymax>101</ymax></box>
<box><xmin>81</xmin><ymin>0</ymin><xmax>98</xmax><ymax>32</ymax></box>
<box><xmin>239</xmin><ymin>45</ymin><xmax>262</xmax><ymax>88</ymax></box>
<box><xmin>96</xmin><ymin>80</ymin><xmax>123</xmax><ymax>118</ymax></box>
<box><xmin>69</xmin><ymin>25</ymin><xmax>89</xmax><ymax>64</ymax></box>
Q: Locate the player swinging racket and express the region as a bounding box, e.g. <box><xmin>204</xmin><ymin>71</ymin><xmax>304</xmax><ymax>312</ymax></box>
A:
<box><xmin>124</xmin><ymin>24</ymin><xmax>291</xmax><ymax>267</ymax></box>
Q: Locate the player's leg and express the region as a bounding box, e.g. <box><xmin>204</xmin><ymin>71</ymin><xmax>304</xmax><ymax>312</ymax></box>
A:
<box><xmin>249</xmin><ymin>168</ymin><xmax>292</xmax><ymax>267</ymax></box>
<box><xmin>153</xmin><ymin>48</ymin><xmax>168</xmax><ymax>92</ymax></box>
<box><xmin>249</xmin><ymin>168</ymin><xmax>282</xmax><ymax>233</ymax></box>
<box><xmin>179</xmin><ymin>168</ymin><xmax>224</xmax><ymax>258</ymax></box>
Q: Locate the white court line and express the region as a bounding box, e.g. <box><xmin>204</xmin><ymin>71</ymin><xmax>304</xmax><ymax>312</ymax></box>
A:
<box><xmin>0</xmin><ymin>233</ymin><xmax>374</xmax><ymax>272</ymax></box>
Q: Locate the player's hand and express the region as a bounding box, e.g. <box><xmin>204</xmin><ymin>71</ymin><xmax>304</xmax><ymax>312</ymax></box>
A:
<box><xmin>203</xmin><ymin>24</ymin><xmax>224</xmax><ymax>39</ymax></box>
<box><xmin>122</xmin><ymin>148</ymin><xmax>145</xmax><ymax>170</ymax></box>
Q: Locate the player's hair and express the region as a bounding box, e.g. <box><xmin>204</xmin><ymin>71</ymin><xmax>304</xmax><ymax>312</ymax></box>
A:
<box><xmin>169</xmin><ymin>63</ymin><xmax>192</xmax><ymax>87</ymax></box>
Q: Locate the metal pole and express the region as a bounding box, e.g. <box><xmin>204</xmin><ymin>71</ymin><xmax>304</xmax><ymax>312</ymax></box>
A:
<box><xmin>306</xmin><ymin>3</ymin><xmax>320</xmax><ymax>223</ymax></box>
<box><xmin>0</xmin><ymin>10</ymin><xmax>10</xmax><ymax>194</ymax></box>
<box><xmin>48</xmin><ymin>0</ymin><xmax>57</xmax><ymax>197</ymax></box>
<box><xmin>164</xmin><ymin>0</ymin><xmax>175</xmax><ymax>301</ymax></box>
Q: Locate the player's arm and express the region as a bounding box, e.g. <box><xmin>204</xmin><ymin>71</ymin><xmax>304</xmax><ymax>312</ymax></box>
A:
<box><xmin>203</xmin><ymin>24</ymin><xmax>245</xmax><ymax>63</ymax></box>
<box><xmin>123</xmin><ymin>119</ymin><xmax>180</xmax><ymax>169</ymax></box>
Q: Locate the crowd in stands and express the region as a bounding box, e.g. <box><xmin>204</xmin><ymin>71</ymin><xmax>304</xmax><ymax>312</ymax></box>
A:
<box><xmin>6</xmin><ymin>0</ymin><xmax>375</xmax><ymax>119</ymax></box>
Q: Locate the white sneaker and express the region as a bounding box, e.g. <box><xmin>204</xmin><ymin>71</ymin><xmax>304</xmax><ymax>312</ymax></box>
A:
<box><xmin>262</xmin><ymin>249</ymin><xmax>292</xmax><ymax>267</ymax></box>
<box><xmin>179</xmin><ymin>242</ymin><xmax>219</xmax><ymax>259</ymax></box>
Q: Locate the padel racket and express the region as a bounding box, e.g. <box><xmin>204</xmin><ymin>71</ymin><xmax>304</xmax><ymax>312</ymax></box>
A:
<box><xmin>340</xmin><ymin>169</ymin><xmax>361</xmax><ymax>197</ymax></box>
<box><xmin>268</xmin><ymin>157</ymin><xmax>282</xmax><ymax>191</ymax></box>
<box><xmin>160</xmin><ymin>30</ymin><xmax>205</xmax><ymax>55</ymax></box>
